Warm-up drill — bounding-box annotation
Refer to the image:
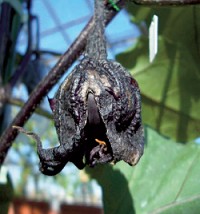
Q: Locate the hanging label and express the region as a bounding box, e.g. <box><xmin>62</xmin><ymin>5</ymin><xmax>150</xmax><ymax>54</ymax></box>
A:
<box><xmin>149</xmin><ymin>15</ymin><xmax>158</xmax><ymax>63</ymax></box>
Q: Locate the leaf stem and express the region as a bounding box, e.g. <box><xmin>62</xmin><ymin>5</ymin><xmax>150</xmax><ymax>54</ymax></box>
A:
<box><xmin>132</xmin><ymin>0</ymin><xmax>200</xmax><ymax>6</ymax></box>
<box><xmin>151</xmin><ymin>194</ymin><xmax>200</xmax><ymax>214</ymax></box>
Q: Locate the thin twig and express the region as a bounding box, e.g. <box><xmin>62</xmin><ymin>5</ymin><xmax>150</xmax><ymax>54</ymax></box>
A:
<box><xmin>32</xmin><ymin>49</ymin><xmax>62</xmax><ymax>57</ymax></box>
<box><xmin>0</xmin><ymin>0</ymin><xmax>126</xmax><ymax>165</ymax></box>
<box><xmin>132</xmin><ymin>0</ymin><xmax>200</xmax><ymax>6</ymax></box>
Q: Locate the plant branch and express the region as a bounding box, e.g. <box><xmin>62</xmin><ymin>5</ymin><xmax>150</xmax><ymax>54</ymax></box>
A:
<box><xmin>0</xmin><ymin>0</ymin><xmax>126</xmax><ymax>165</ymax></box>
<box><xmin>0</xmin><ymin>3</ymin><xmax>12</xmax><ymax>81</ymax></box>
<box><xmin>7</xmin><ymin>97</ymin><xmax>52</xmax><ymax>119</ymax></box>
<box><xmin>32</xmin><ymin>49</ymin><xmax>62</xmax><ymax>57</ymax></box>
<box><xmin>132</xmin><ymin>0</ymin><xmax>200</xmax><ymax>6</ymax></box>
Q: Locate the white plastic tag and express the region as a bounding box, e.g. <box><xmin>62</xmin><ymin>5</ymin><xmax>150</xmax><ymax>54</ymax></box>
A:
<box><xmin>149</xmin><ymin>15</ymin><xmax>158</xmax><ymax>63</ymax></box>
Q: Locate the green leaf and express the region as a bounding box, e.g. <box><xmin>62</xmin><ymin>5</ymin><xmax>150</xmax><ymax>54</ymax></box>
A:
<box><xmin>116</xmin><ymin>6</ymin><xmax>200</xmax><ymax>142</ymax></box>
<box><xmin>87</xmin><ymin>128</ymin><xmax>200</xmax><ymax>214</ymax></box>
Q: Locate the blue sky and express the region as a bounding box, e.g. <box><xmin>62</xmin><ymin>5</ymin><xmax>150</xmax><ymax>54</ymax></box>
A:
<box><xmin>19</xmin><ymin>0</ymin><xmax>140</xmax><ymax>58</ymax></box>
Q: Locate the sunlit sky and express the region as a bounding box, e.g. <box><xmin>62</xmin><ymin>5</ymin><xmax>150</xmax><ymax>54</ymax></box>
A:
<box><xmin>19</xmin><ymin>0</ymin><xmax>140</xmax><ymax>57</ymax></box>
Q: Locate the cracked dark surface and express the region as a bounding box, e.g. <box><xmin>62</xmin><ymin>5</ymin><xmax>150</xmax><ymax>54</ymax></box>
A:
<box><xmin>37</xmin><ymin>57</ymin><xmax>144</xmax><ymax>175</ymax></box>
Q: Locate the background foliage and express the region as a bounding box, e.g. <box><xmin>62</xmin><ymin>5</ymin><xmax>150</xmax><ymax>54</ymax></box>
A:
<box><xmin>117</xmin><ymin>4</ymin><xmax>200</xmax><ymax>142</ymax></box>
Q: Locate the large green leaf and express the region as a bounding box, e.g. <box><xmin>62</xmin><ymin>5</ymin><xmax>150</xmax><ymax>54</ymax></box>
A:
<box><xmin>116</xmin><ymin>5</ymin><xmax>200</xmax><ymax>142</ymax></box>
<box><xmin>87</xmin><ymin>128</ymin><xmax>200</xmax><ymax>214</ymax></box>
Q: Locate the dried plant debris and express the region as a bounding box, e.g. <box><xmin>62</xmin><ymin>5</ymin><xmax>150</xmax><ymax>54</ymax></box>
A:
<box><xmin>14</xmin><ymin>0</ymin><xmax>144</xmax><ymax>175</ymax></box>
<box><xmin>14</xmin><ymin>57</ymin><xmax>144</xmax><ymax>175</ymax></box>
